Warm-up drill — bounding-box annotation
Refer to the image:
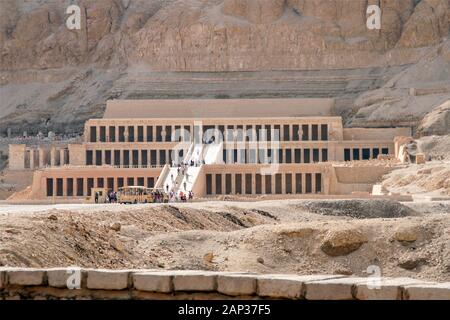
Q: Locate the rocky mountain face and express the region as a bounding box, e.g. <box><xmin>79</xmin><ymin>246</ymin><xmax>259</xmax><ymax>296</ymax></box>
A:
<box><xmin>0</xmin><ymin>0</ymin><xmax>449</xmax><ymax>135</ymax></box>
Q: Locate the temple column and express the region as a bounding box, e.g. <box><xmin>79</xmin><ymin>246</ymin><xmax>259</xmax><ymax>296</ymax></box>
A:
<box><xmin>39</xmin><ymin>147</ymin><xmax>45</xmax><ymax>167</ymax></box>
<box><xmin>50</xmin><ymin>147</ymin><xmax>56</xmax><ymax>167</ymax></box>
<box><xmin>231</xmin><ymin>174</ymin><xmax>236</xmax><ymax>194</ymax></box>
<box><xmin>138</xmin><ymin>149</ymin><xmax>142</xmax><ymax>167</ymax></box>
<box><xmin>62</xmin><ymin>178</ymin><xmax>66</xmax><ymax>197</ymax></box>
<box><xmin>29</xmin><ymin>150</ymin><xmax>35</xmax><ymax>169</ymax></box>
<box><xmin>211</xmin><ymin>174</ymin><xmax>216</xmax><ymax>195</ymax></box>
<box><xmin>301</xmin><ymin>173</ymin><xmax>306</xmax><ymax>194</ymax></box>
<box><xmin>312</xmin><ymin>173</ymin><xmax>317</xmax><ymax>194</ymax></box>
<box><xmin>252</xmin><ymin>173</ymin><xmax>256</xmax><ymax>195</ymax></box>
<box><xmin>60</xmin><ymin>149</ymin><xmax>66</xmax><ymax>165</ymax></box>
<box><xmin>83</xmin><ymin>179</ymin><xmax>87</xmax><ymax>196</ymax></box>
<box><xmin>96</xmin><ymin>126</ymin><xmax>100</xmax><ymax>143</ymax></box>
<box><xmin>271</xmin><ymin>174</ymin><xmax>275</xmax><ymax>194</ymax></box>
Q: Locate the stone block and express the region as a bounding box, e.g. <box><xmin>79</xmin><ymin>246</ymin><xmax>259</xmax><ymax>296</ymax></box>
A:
<box><xmin>133</xmin><ymin>272</ymin><xmax>173</xmax><ymax>293</ymax></box>
<box><xmin>416</xmin><ymin>153</ymin><xmax>426</xmax><ymax>164</ymax></box>
<box><xmin>47</xmin><ymin>268</ymin><xmax>84</xmax><ymax>289</ymax></box>
<box><xmin>404</xmin><ymin>283</ymin><xmax>450</xmax><ymax>300</ymax></box>
<box><xmin>217</xmin><ymin>274</ymin><xmax>257</xmax><ymax>296</ymax></box>
<box><xmin>172</xmin><ymin>271</ymin><xmax>217</xmax><ymax>292</ymax></box>
<box><xmin>304</xmin><ymin>277</ymin><xmax>369</xmax><ymax>300</ymax></box>
<box><xmin>0</xmin><ymin>270</ymin><xmax>5</xmax><ymax>289</ymax></box>
<box><xmin>356</xmin><ymin>277</ymin><xmax>429</xmax><ymax>300</ymax></box>
<box><xmin>86</xmin><ymin>269</ymin><xmax>130</xmax><ymax>290</ymax></box>
<box><xmin>257</xmin><ymin>275</ymin><xmax>342</xmax><ymax>299</ymax></box>
<box><xmin>7</xmin><ymin>268</ymin><xmax>45</xmax><ymax>286</ymax></box>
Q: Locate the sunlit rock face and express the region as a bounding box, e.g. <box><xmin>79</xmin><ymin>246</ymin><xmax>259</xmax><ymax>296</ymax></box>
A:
<box><xmin>0</xmin><ymin>0</ymin><xmax>449</xmax><ymax>134</ymax></box>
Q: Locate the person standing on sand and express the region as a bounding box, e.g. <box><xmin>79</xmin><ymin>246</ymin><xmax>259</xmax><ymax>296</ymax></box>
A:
<box><xmin>95</xmin><ymin>192</ymin><xmax>99</xmax><ymax>204</ymax></box>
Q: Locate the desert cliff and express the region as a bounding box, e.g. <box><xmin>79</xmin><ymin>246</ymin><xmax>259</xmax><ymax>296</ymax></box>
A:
<box><xmin>0</xmin><ymin>0</ymin><xmax>449</xmax><ymax>134</ymax></box>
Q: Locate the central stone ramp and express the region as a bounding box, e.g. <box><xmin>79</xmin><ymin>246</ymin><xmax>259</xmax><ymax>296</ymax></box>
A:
<box><xmin>157</xmin><ymin>142</ymin><xmax>223</xmax><ymax>195</ymax></box>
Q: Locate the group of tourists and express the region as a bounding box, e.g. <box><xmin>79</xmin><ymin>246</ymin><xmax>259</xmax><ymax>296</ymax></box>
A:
<box><xmin>94</xmin><ymin>191</ymin><xmax>118</xmax><ymax>204</ymax></box>
<box><xmin>175</xmin><ymin>159</ymin><xmax>204</xmax><ymax>171</ymax></box>
<box><xmin>151</xmin><ymin>190</ymin><xmax>166</xmax><ymax>203</ymax></box>
<box><xmin>167</xmin><ymin>190</ymin><xmax>194</xmax><ymax>203</ymax></box>
<box><xmin>107</xmin><ymin>191</ymin><xmax>118</xmax><ymax>203</ymax></box>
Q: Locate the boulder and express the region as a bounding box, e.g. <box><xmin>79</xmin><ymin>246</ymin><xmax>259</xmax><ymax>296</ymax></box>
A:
<box><xmin>321</xmin><ymin>228</ymin><xmax>367</xmax><ymax>256</ymax></box>
<box><xmin>398</xmin><ymin>254</ymin><xmax>428</xmax><ymax>270</ymax></box>
<box><xmin>393</xmin><ymin>224</ymin><xmax>423</xmax><ymax>244</ymax></box>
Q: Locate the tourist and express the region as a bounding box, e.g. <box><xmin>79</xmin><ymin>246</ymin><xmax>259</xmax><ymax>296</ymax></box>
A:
<box><xmin>95</xmin><ymin>192</ymin><xmax>99</xmax><ymax>204</ymax></box>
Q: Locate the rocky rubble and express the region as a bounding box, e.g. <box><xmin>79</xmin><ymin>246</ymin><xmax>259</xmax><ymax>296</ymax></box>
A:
<box><xmin>0</xmin><ymin>200</ymin><xmax>449</xmax><ymax>281</ymax></box>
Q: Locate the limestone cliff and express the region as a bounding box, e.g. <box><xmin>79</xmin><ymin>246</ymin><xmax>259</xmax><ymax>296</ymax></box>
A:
<box><xmin>0</xmin><ymin>0</ymin><xmax>449</xmax><ymax>134</ymax></box>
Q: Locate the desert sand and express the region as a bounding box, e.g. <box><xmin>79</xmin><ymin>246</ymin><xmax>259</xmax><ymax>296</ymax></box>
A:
<box><xmin>0</xmin><ymin>199</ymin><xmax>448</xmax><ymax>282</ymax></box>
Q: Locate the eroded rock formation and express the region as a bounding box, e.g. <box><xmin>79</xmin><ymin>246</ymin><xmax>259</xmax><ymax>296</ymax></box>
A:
<box><xmin>0</xmin><ymin>0</ymin><xmax>449</xmax><ymax>134</ymax></box>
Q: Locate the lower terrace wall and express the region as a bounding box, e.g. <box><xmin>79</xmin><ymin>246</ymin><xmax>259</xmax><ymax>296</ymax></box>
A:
<box><xmin>0</xmin><ymin>268</ymin><xmax>448</xmax><ymax>300</ymax></box>
<box><xmin>328</xmin><ymin>166</ymin><xmax>393</xmax><ymax>195</ymax></box>
<box><xmin>30</xmin><ymin>166</ymin><xmax>163</xmax><ymax>199</ymax></box>
<box><xmin>333</xmin><ymin>166</ymin><xmax>392</xmax><ymax>184</ymax></box>
<box><xmin>24</xmin><ymin>163</ymin><xmax>395</xmax><ymax>200</ymax></box>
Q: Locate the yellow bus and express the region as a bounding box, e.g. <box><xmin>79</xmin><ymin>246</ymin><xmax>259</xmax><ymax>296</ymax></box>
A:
<box><xmin>117</xmin><ymin>186</ymin><xmax>154</xmax><ymax>204</ymax></box>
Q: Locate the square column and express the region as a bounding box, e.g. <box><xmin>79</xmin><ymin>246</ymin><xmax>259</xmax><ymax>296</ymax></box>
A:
<box><xmin>138</xmin><ymin>149</ymin><xmax>142</xmax><ymax>167</ymax></box>
<box><xmin>50</xmin><ymin>147</ymin><xmax>56</xmax><ymax>167</ymax></box>
<box><xmin>312</xmin><ymin>173</ymin><xmax>317</xmax><ymax>194</ymax></box>
<box><xmin>252</xmin><ymin>173</ymin><xmax>256</xmax><ymax>195</ymax></box>
<box><xmin>62</xmin><ymin>178</ymin><xmax>67</xmax><ymax>197</ymax></box>
<box><xmin>60</xmin><ymin>149</ymin><xmax>66</xmax><ymax>165</ymax></box>
<box><xmin>301</xmin><ymin>173</ymin><xmax>306</xmax><ymax>194</ymax></box>
<box><xmin>29</xmin><ymin>150</ymin><xmax>35</xmax><ymax>169</ymax></box>
<box><xmin>38</xmin><ymin>147</ymin><xmax>46</xmax><ymax>167</ymax></box>
<box><xmin>211</xmin><ymin>174</ymin><xmax>216</xmax><ymax>195</ymax></box>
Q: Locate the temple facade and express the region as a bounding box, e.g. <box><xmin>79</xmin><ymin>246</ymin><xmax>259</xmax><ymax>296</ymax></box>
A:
<box><xmin>8</xmin><ymin>99</ymin><xmax>411</xmax><ymax>200</ymax></box>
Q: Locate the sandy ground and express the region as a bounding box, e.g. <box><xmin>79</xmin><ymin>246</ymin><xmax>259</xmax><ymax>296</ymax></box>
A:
<box><xmin>0</xmin><ymin>199</ymin><xmax>449</xmax><ymax>282</ymax></box>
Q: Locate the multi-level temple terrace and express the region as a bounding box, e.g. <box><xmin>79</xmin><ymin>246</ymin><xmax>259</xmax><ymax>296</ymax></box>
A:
<box><xmin>8</xmin><ymin>99</ymin><xmax>411</xmax><ymax>200</ymax></box>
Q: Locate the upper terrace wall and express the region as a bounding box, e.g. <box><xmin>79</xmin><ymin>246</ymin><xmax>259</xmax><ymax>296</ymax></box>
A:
<box><xmin>103</xmin><ymin>99</ymin><xmax>335</xmax><ymax>119</ymax></box>
<box><xmin>343</xmin><ymin>128</ymin><xmax>411</xmax><ymax>141</ymax></box>
<box><xmin>84</xmin><ymin>117</ymin><xmax>344</xmax><ymax>144</ymax></box>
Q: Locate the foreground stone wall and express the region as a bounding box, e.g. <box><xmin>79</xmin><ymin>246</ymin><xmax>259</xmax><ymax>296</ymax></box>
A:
<box><xmin>0</xmin><ymin>268</ymin><xmax>449</xmax><ymax>300</ymax></box>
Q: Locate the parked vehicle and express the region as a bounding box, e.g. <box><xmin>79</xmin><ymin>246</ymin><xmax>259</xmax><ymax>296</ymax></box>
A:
<box><xmin>117</xmin><ymin>186</ymin><xmax>154</xmax><ymax>204</ymax></box>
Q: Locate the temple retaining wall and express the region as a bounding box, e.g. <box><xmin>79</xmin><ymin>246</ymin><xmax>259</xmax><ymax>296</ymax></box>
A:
<box><xmin>0</xmin><ymin>268</ymin><xmax>448</xmax><ymax>300</ymax></box>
